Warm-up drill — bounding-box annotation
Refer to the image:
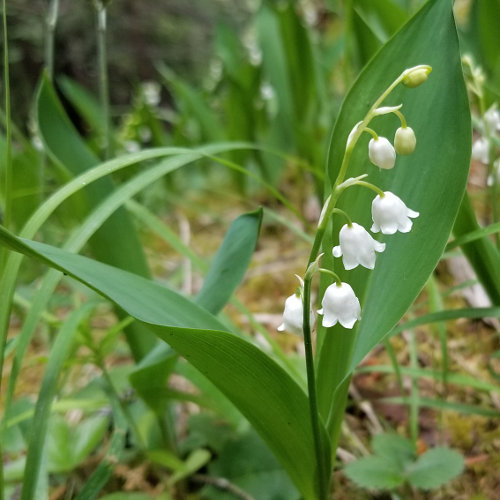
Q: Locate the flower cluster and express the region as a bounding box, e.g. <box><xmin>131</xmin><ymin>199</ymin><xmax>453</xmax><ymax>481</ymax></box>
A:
<box><xmin>471</xmin><ymin>105</ymin><xmax>500</xmax><ymax>187</ymax></box>
<box><xmin>277</xmin><ymin>65</ymin><xmax>429</xmax><ymax>335</ymax></box>
<box><xmin>317</xmin><ymin>189</ymin><xmax>418</xmax><ymax>329</ymax></box>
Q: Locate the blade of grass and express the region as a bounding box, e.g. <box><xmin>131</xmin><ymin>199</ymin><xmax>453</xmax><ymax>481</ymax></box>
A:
<box><xmin>445</xmin><ymin>221</ymin><xmax>500</xmax><ymax>252</ymax></box>
<box><xmin>389</xmin><ymin>307</ymin><xmax>500</xmax><ymax>337</ymax></box>
<box><xmin>380</xmin><ymin>396</ymin><xmax>500</xmax><ymax>418</ymax></box>
<box><xmin>356</xmin><ymin>365</ymin><xmax>500</xmax><ymax>395</ymax></box>
<box><xmin>427</xmin><ymin>275</ymin><xmax>448</xmax><ymax>443</ymax></box>
<box><xmin>1</xmin><ymin>0</ymin><xmax>12</xmax><ymax>494</ymax></box>
<box><xmin>74</xmin><ymin>379</ymin><xmax>130</xmax><ymax>500</ymax></box>
<box><xmin>408</xmin><ymin>326</ymin><xmax>419</xmax><ymax>446</ymax></box>
<box><xmin>21</xmin><ymin>302</ymin><xmax>97</xmax><ymax>500</ymax></box>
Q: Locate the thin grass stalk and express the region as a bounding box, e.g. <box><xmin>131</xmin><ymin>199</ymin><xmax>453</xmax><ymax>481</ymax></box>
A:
<box><xmin>427</xmin><ymin>275</ymin><xmax>448</xmax><ymax>444</ymax></box>
<box><xmin>408</xmin><ymin>326</ymin><xmax>419</xmax><ymax>446</ymax></box>
<box><xmin>20</xmin><ymin>302</ymin><xmax>96</xmax><ymax>500</ymax></box>
<box><xmin>45</xmin><ymin>0</ymin><xmax>60</xmax><ymax>80</ymax></box>
<box><xmin>96</xmin><ymin>1</ymin><xmax>111</xmax><ymax>159</ymax></box>
<box><xmin>383</xmin><ymin>338</ymin><xmax>405</xmax><ymax>401</ymax></box>
<box><xmin>0</xmin><ymin>0</ymin><xmax>12</xmax><ymax>495</ymax></box>
<box><xmin>1</xmin><ymin>0</ymin><xmax>11</xmax><ymax>231</ymax></box>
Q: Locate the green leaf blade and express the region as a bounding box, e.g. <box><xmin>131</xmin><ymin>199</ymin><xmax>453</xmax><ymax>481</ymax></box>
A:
<box><xmin>316</xmin><ymin>0</ymin><xmax>471</xmax><ymax>441</ymax></box>
<box><xmin>0</xmin><ymin>226</ymin><xmax>329</xmax><ymax>500</ymax></box>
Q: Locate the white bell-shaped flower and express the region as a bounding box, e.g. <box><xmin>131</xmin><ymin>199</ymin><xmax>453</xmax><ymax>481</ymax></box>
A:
<box><xmin>485</xmin><ymin>107</ymin><xmax>500</xmax><ymax>132</ymax></box>
<box><xmin>333</xmin><ymin>223</ymin><xmax>386</xmax><ymax>270</ymax></box>
<box><xmin>277</xmin><ymin>293</ymin><xmax>313</xmax><ymax>335</ymax></box>
<box><xmin>487</xmin><ymin>158</ymin><xmax>500</xmax><ymax>187</ymax></box>
<box><xmin>371</xmin><ymin>191</ymin><xmax>419</xmax><ymax>235</ymax></box>
<box><xmin>318</xmin><ymin>282</ymin><xmax>361</xmax><ymax>329</ymax></box>
<box><xmin>368</xmin><ymin>136</ymin><xmax>396</xmax><ymax>169</ymax></box>
<box><xmin>471</xmin><ymin>137</ymin><xmax>490</xmax><ymax>164</ymax></box>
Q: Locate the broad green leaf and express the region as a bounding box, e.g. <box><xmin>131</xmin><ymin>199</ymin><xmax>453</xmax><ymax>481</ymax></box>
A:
<box><xmin>316</xmin><ymin>0</ymin><xmax>471</xmax><ymax>445</ymax></box>
<box><xmin>407</xmin><ymin>447</ymin><xmax>464</xmax><ymax>489</ymax></box>
<box><xmin>344</xmin><ymin>456</ymin><xmax>405</xmax><ymax>489</ymax></box>
<box><xmin>58</xmin><ymin>76</ymin><xmax>106</xmax><ymax>137</ymax></box>
<box><xmin>350</xmin><ymin>0</ymin><xmax>408</xmax><ymax>67</ymax></box>
<box><xmin>195</xmin><ymin>209</ymin><xmax>263</xmax><ymax>313</ymax></box>
<box><xmin>0</xmin><ymin>227</ymin><xmax>330</xmax><ymax>500</ymax></box>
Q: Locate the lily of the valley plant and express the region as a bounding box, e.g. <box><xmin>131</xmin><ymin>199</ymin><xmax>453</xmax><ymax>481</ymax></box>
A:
<box><xmin>278</xmin><ymin>64</ymin><xmax>431</xmax><ymax>499</ymax></box>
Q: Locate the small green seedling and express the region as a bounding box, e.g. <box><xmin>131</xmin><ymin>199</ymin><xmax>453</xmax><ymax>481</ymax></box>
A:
<box><xmin>344</xmin><ymin>432</ymin><xmax>464</xmax><ymax>493</ymax></box>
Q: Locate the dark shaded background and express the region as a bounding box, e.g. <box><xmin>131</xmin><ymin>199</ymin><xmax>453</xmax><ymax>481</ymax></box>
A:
<box><xmin>3</xmin><ymin>0</ymin><xmax>250</xmax><ymax>121</ymax></box>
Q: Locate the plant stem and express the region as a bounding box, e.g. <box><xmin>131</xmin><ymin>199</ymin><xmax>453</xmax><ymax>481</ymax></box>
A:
<box><xmin>2</xmin><ymin>0</ymin><xmax>12</xmax><ymax>232</ymax></box>
<box><xmin>45</xmin><ymin>0</ymin><xmax>59</xmax><ymax>80</ymax></box>
<box><xmin>302</xmin><ymin>277</ymin><xmax>328</xmax><ymax>499</ymax></box>
<box><xmin>300</xmin><ymin>67</ymin><xmax>418</xmax><ymax>497</ymax></box>
<box><xmin>96</xmin><ymin>1</ymin><xmax>111</xmax><ymax>159</ymax></box>
<box><xmin>0</xmin><ymin>0</ymin><xmax>11</xmax><ymax>495</ymax></box>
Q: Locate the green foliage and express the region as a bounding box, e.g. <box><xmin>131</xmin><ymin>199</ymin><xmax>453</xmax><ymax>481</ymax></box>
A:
<box><xmin>316</xmin><ymin>0</ymin><xmax>471</xmax><ymax>448</ymax></box>
<box><xmin>344</xmin><ymin>433</ymin><xmax>464</xmax><ymax>492</ymax></box>
<box><xmin>3</xmin><ymin>0</ymin><xmax>500</xmax><ymax>497</ymax></box>
<box><xmin>201</xmin><ymin>430</ymin><xmax>300</xmax><ymax>500</ymax></box>
<box><xmin>0</xmin><ymin>221</ymin><xmax>330</xmax><ymax>500</ymax></box>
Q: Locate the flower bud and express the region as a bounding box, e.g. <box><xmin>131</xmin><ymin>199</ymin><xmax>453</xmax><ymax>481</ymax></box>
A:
<box><xmin>394</xmin><ymin>126</ymin><xmax>416</xmax><ymax>155</ymax></box>
<box><xmin>402</xmin><ymin>65</ymin><xmax>432</xmax><ymax>88</ymax></box>
<box><xmin>368</xmin><ymin>136</ymin><xmax>396</xmax><ymax>169</ymax></box>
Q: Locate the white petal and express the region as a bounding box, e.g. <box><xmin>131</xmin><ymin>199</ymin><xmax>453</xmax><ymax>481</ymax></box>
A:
<box><xmin>380</xmin><ymin>222</ymin><xmax>398</xmax><ymax>235</ymax></box>
<box><xmin>322</xmin><ymin>317</ymin><xmax>337</xmax><ymax>328</ymax></box>
<box><xmin>332</xmin><ymin>245</ymin><xmax>342</xmax><ymax>258</ymax></box>
<box><xmin>339</xmin><ymin>317</ymin><xmax>357</xmax><ymax>329</ymax></box>
<box><xmin>342</xmin><ymin>256</ymin><xmax>359</xmax><ymax>271</ymax></box>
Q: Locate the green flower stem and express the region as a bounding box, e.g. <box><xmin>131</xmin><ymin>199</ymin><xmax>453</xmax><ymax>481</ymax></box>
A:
<box><xmin>319</xmin><ymin>268</ymin><xmax>342</xmax><ymax>285</ymax></box>
<box><xmin>96</xmin><ymin>1</ymin><xmax>111</xmax><ymax>160</ymax></box>
<box><xmin>301</xmin><ymin>277</ymin><xmax>328</xmax><ymax>499</ymax></box>
<box><xmin>353</xmin><ymin>180</ymin><xmax>385</xmax><ymax>197</ymax></box>
<box><xmin>363</xmin><ymin>127</ymin><xmax>379</xmax><ymax>140</ymax></box>
<box><xmin>331</xmin><ymin>208</ymin><xmax>352</xmax><ymax>226</ymax></box>
<box><xmin>300</xmin><ymin>67</ymin><xmax>418</xmax><ymax>498</ymax></box>
<box><xmin>393</xmin><ymin>108</ymin><xmax>408</xmax><ymax>128</ymax></box>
